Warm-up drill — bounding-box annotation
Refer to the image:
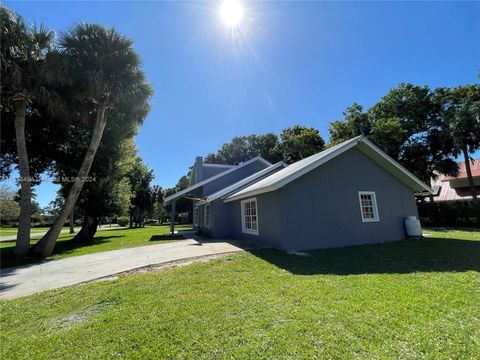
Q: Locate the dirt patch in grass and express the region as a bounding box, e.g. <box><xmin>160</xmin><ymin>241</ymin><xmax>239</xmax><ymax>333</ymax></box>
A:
<box><xmin>91</xmin><ymin>252</ymin><xmax>237</xmax><ymax>283</ymax></box>
<box><xmin>50</xmin><ymin>312</ymin><xmax>92</xmax><ymax>329</ymax></box>
<box><xmin>49</xmin><ymin>301</ymin><xmax>117</xmax><ymax>331</ymax></box>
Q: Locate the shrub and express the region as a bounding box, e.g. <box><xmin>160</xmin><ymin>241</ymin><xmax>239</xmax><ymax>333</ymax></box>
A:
<box><xmin>117</xmin><ymin>216</ymin><xmax>129</xmax><ymax>227</ymax></box>
<box><xmin>418</xmin><ymin>200</ymin><xmax>480</xmax><ymax>227</ymax></box>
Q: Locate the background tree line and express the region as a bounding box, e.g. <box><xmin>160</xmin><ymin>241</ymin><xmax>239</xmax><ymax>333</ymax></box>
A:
<box><xmin>204</xmin><ymin>125</ymin><xmax>325</xmax><ymax>165</ymax></box>
<box><xmin>197</xmin><ymin>83</ymin><xmax>480</xmax><ymax>201</ymax></box>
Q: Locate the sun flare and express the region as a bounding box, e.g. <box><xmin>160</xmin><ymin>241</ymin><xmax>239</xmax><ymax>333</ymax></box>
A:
<box><xmin>219</xmin><ymin>0</ymin><xmax>244</xmax><ymax>28</ymax></box>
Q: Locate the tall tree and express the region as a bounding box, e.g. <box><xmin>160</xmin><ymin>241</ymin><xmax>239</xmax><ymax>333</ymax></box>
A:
<box><xmin>436</xmin><ymin>85</ymin><xmax>480</xmax><ymax>200</ymax></box>
<box><xmin>0</xmin><ymin>185</ymin><xmax>20</xmax><ymax>226</ymax></box>
<box><xmin>33</xmin><ymin>23</ymin><xmax>152</xmax><ymax>257</ymax></box>
<box><xmin>151</xmin><ymin>185</ymin><xmax>165</xmax><ymax>223</ymax></box>
<box><xmin>1</xmin><ymin>7</ymin><xmax>54</xmax><ymax>256</ymax></box>
<box><xmin>127</xmin><ymin>158</ymin><xmax>155</xmax><ymax>228</ymax></box>
<box><xmin>69</xmin><ymin>140</ymin><xmax>135</xmax><ymax>244</ymax></box>
<box><xmin>329</xmin><ymin>103</ymin><xmax>370</xmax><ymax>146</ymax></box>
<box><xmin>205</xmin><ymin>133</ymin><xmax>282</xmax><ymax>165</ymax></box>
<box><xmin>54</xmin><ymin>93</ymin><xmax>144</xmax><ymax>244</ymax></box>
<box><xmin>328</xmin><ymin>83</ymin><xmax>458</xmax><ymax>183</ymax></box>
<box><xmin>279</xmin><ymin>125</ymin><xmax>325</xmax><ymax>164</ymax></box>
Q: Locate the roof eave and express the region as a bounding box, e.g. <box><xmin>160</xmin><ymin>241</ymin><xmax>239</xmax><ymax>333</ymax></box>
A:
<box><xmin>223</xmin><ymin>185</ymin><xmax>277</xmax><ymax>203</ymax></box>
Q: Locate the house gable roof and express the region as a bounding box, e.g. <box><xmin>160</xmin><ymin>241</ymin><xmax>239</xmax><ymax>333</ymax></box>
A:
<box><xmin>164</xmin><ymin>156</ymin><xmax>272</xmax><ymax>204</ymax></box>
<box><xmin>203</xmin><ymin>163</ymin><xmax>234</xmax><ymax>169</ymax></box>
<box><xmin>224</xmin><ymin>136</ymin><xmax>432</xmax><ymax>202</ymax></box>
<box><xmin>197</xmin><ymin>161</ymin><xmax>287</xmax><ymax>205</ymax></box>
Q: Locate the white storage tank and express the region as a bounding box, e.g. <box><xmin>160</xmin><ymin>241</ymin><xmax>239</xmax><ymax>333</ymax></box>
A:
<box><xmin>404</xmin><ymin>216</ymin><xmax>422</xmax><ymax>237</ymax></box>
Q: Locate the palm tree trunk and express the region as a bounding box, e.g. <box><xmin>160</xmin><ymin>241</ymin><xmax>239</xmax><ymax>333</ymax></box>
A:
<box><xmin>463</xmin><ymin>147</ymin><xmax>477</xmax><ymax>201</ymax></box>
<box><xmin>72</xmin><ymin>214</ymin><xmax>98</xmax><ymax>244</ymax></box>
<box><xmin>32</xmin><ymin>105</ymin><xmax>108</xmax><ymax>257</ymax></box>
<box><xmin>13</xmin><ymin>99</ymin><xmax>31</xmax><ymax>258</ymax></box>
<box><xmin>69</xmin><ymin>209</ymin><xmax>75</xmax><ymax>234</ymax></box>
<box><xmin>135</xmin><ymin>207</ymin><xmax>140</xmax><ymax>227</ymax></box>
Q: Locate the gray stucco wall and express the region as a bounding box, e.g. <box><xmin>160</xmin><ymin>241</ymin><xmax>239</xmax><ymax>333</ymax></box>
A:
<box><xmin>196</xmin><ymin>200</ymin><xmax>230</xmax><ymax>237</ymax></box>
<box><xmin>226</xmin><ymin>148</ymin><xmax>418</xmax><ymax>250</ymax></box>
<box><xmin>228</xmin><ymin>191</ymin><xmax>282</xmax><ymax>247</ymax></box>
<box><xmin>194</xmin><ymin>160</ymin><xmax>270</xmax><ymax>237</ymax></box>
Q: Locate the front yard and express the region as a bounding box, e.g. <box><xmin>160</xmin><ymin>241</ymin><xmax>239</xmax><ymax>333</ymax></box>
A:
<box><xmin>1</xmin><ymin>228</ymin><xmax>479</xmax><ymax>359</ymax></box>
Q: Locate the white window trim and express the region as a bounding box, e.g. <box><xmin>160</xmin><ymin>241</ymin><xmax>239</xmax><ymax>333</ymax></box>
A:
<box><xmin>241</xmin><ymin>197</ymin><xmax>259</xmax><ymax>235</ymax></box>
<box><xmin>204</xmin><ymin>204</ymin><xmax>211</xmax><ymax>228</ymax></box>
<box><xmin>193</xmin><ymin>206</ymin><xmax>199</xmax><ymax>226</ymax></box>
<box><xmin>358</xmin><ymin>191</ymin><xmax>380</xmax><ymax>223</ymax></box>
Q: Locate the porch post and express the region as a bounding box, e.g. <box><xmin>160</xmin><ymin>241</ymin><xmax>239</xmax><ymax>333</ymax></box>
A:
<box><xmin>170</xmin><ymin>200</ymin><xmax>176</xmax><ymax>234</ymax></box>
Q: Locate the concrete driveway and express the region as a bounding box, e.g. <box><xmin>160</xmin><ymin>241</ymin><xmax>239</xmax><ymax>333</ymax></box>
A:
<box><xmin>0</xmin><ymin>238</ymin><xmax>243</xmax><ymax>300</ymax></box>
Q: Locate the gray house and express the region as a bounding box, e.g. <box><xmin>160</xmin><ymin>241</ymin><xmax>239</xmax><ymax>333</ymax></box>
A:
<box><xmin>165</xmin><ymin>136</ymin><xmax>432</xmax><ymax>250</ymax></box>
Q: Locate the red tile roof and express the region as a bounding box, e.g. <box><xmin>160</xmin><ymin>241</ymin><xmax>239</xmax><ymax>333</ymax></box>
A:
<box><xmin>429</xmin><ymin>158</ymin><xmax>480</xmax><ymax>201</ymax></box>
<box><xmin>443</xmin><ymin>159</ymin><xmax>480</xmax><ymax>180</ymax></box>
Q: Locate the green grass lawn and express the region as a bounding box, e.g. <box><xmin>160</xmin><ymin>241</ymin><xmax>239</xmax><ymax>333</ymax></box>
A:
<box><xmin>1</xmin><ymin>228</ymin><xmax>479</xmax><ymax>359</ymax></box>
<box><xmin>0</xmin><ymin>224</ymin><xmax>192</xmax><ymax>268</ymax></box>
<box><xmin>0</xmin><ymin>225</ymin><xmax>127</xmax><ymax>237</ymax></box>
<box><xmin>0</xmin><ymin>227</ymin><xmax>71</xmax><ymax>237</ymax></box>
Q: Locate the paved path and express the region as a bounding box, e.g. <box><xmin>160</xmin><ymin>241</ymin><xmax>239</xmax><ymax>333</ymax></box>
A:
<box><xmin>0</xmin><ymin>226</ymin><xmax>126</xmax><ymax>242</ymax></box>
<box><xmin>0</xmin><ymin>238</ymin><xmax>243</xmax><ymax>300</ymax></box>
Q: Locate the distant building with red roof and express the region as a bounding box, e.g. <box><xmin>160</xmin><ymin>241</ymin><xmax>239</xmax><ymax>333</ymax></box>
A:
<box><xmin>429</xmin><ymin>159</ymin><xmax>480</xmax><ymax>201</ymax></box>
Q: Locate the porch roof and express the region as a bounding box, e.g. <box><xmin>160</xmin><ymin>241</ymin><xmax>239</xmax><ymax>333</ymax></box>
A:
<box><xmin>196</xmin><ymin>161</ymin><xmax>287</xmax><ymax>205</ymax></box>
<box><xmin>164</xmin><ymin>156</ymin><xmax>272</xmax><ymax>204</ymax></box>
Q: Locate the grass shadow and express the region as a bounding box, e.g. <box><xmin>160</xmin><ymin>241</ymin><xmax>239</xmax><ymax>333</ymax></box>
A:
<box><xmin>149</xmin><ymin>234</ymin><xmax>185</xmax><ymax>242</ymax></box>
<box><xmin>248</xmin><ymin>237</ymin><xmax>480</xmax><ymax>275</ymax></box>
<box><xmin>52</xmin><ymin>236</ymin><xmax>121</xmax><ymax>256</ymax></box>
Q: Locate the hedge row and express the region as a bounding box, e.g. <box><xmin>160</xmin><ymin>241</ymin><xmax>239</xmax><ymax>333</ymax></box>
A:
<box><xmin>418</xmin><ymin>200</ymin><xmax>480</xmax><ymax>227</ymax></box>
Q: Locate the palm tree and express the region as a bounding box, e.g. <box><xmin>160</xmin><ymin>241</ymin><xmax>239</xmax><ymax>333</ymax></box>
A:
<box><xmin>440</xmin><ymin>85</ymin><xmax>480</xmax><ymax>201</ymax></box>
<box><xmin>1</xmin><ymin>7</ymin><xmax>54</xmax><ymax>257</ymax></box>
<box><xmin>32</xmin><ymin>23</ymin><xmax>152</xmax><ymax>257</ymax></box>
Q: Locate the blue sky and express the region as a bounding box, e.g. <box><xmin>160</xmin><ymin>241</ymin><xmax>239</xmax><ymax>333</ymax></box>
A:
<box><xmin>4</xmin><ymin>1</ymin><xmax>480</xmax><ymax>208</ymax></box>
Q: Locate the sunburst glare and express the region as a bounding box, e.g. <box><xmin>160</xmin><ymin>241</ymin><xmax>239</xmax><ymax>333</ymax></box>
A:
<box><xmin>219</xmin><ymin>0</ymin><xmax>244</xmax><ymax>28</ymax></box>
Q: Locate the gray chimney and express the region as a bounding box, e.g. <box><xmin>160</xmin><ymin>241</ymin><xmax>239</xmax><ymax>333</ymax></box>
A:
<box><xmin>194</xmin><ymin>156</ymin><xmax>203</xmax><ymax>184</ymax></box>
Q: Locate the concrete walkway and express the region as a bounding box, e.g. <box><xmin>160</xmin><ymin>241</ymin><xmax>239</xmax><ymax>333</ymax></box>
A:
<box><xmin>0</xmin><ymin>238</ymin><xmax>243</xmax><ymax>300</ymax></box>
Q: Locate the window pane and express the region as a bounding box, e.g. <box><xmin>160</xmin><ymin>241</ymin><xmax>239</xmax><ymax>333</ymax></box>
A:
<box><xmin>359</xmin><ymin>193</ymin><xmax>378</xmax><ymax>221</ymax></box>
<box><xmin>243</xmin><ymin>200</ymin><xmax>258</xmax><ymax>233</ymax></box>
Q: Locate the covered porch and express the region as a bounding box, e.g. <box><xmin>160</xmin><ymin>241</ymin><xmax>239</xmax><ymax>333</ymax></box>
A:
<box><xmin>164</xmin><ymin>186</ymin><xmax>204</xmax><ymax>235</ymax></box>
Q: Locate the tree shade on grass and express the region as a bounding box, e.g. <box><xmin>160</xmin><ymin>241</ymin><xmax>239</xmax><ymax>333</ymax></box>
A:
<box><xmin>0</xmin><ymin>229</ymin><xmax>478</xmax><ymax>359</ymax></box>
<box><xmin>0</xmin><ymin>224</ymin><xmax>192</xmax><ymax>268</ymax></box>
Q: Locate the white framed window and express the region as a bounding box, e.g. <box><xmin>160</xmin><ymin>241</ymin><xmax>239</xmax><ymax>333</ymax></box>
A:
<box><xmin>204</xmin><ymin>204</ymin><xmax>211</xmax><ymax>228</ymax></box>
<box><xmin>194</xmin><ymin>206</ymin><xmax>199</xmax><ymax>226</ymax></box>
<box><xmin>358</xmin><ymin>191</ymin><xmax>379</xmax><ymax>222</ymax></box>
<box><xmin>241</xmin><ymin>198</ymin><xmax>259</xmax><ymax>235</ymax></box>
